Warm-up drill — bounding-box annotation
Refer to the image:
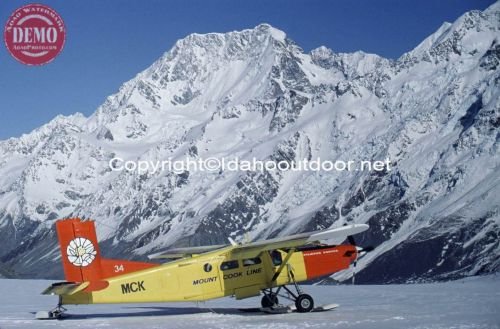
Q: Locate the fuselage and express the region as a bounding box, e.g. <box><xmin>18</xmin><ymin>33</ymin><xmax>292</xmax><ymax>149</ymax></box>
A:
<box><xmin>62</xmin><ymin>244</ymin><xmax>357</xmax><ymax>305</ymax></box>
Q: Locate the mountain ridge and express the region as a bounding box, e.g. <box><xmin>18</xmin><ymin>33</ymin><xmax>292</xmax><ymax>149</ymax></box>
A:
<box><xmin>0</xmin><ymin>3</ymin><xmax>498</xmax><ymax>282</ymax></box>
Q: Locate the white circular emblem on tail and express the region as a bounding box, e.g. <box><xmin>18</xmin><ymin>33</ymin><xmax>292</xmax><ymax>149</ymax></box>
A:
<box><xmin>66</xmin><ymin>237</ymin><xmax>96</xmax><ymax>267</ymax></box>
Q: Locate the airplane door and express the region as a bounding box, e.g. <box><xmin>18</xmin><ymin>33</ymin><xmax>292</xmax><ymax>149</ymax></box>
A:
<box><xmin>199</xmin><ymin>258</ymin><xmax>223</xmax><ymax>299</ymax></box>
<box><xmin>174</xmin><ymin>258</ymin><xmax>222</xmax><ymax>301</ymax></box>
<box><xmin>174</xmin><ymin>262</ymin><xmax>203</xmax><ymax>300</ymax></box>
<box><xmin>219</xmin><ymin>256</ymin><xmax>266</xmax><ymax>299</ymax></box>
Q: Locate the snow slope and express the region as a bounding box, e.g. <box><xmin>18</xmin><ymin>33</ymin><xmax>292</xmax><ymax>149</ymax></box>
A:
<box><xmin>0</xmin><ymin>276</ymin><xmax>499</xmax><ymax>329</ymax></box>
<box><xmin>0</xmin><ymin>4</ymin><xmax>499</xmax><ymax>282</ymax></box>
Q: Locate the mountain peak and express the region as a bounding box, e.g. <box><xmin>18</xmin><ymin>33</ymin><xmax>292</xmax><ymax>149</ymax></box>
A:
<box><xmin>310</xmin><ymin>45</ymin><xmax>333</xmax><ymax>58</ymax></box>
<box><xmin>485</xmin><ymin>0</ymin><xmax>500</xmax><ymax>13</ymax></box>
<box><xmin>402</xmin><ymin>3</ymin><xmax>499</xmax><ymax>62</ymax></box>
<box><xmin>169</xmin><ymin>23</ymin><xmax>288</xmax><ymax>55</ymax></box>
<box><xmin>253</xmin><ymin>23</ymin><xmax>287</xmax><ymax>41</ymax></box>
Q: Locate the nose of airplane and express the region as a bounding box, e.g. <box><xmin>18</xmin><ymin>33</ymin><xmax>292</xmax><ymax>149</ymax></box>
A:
<box><xmin>302</xmin><ymin>245</ymin><xmax>358</xmax><ymax>280</ymax></box>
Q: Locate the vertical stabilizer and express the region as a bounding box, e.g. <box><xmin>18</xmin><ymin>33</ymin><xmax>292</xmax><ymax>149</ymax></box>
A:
<box><xmin>56</xmin><ymin>218</ymin><xmax>103</xmax><ymax>282</ymax></box>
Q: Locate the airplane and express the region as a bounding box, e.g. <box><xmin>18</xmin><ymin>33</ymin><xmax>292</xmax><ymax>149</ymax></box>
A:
<box><xmin>37</xmin><ymin>218</ymin><xmax>372</xmax><ymax>319</ymax></box>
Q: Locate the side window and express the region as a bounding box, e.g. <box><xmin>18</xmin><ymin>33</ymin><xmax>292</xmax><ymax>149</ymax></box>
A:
<box><xmin>270</xmin><ymin>250</ymin><xmax>282</xmax><ymax>266</ymax></box>
<box><xmin>220</xmin><ymin>260</ymin><xmax>239</xmax><ymax>271</ymax></box>
<box><xmin>243</xmin><ymin>257</ymin><xmax>262</xmax><ymax>266</ymax></box>
<box><xmin>203</xmin><ymin>263</ymin><xmax>212</xmax><ymax>272</ymax></box>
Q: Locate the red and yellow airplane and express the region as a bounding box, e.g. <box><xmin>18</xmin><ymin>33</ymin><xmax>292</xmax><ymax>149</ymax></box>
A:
<box><xmin>39</xmin><ymin>218</ymin><xmax>371</xmax><ymax>318</ymax></box>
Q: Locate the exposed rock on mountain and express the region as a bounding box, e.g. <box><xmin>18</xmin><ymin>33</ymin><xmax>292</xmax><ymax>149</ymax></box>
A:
<box><xmin>0</xmin><ymin>4</ymin><xmax>499</xmax><ymax>282</ymax></box>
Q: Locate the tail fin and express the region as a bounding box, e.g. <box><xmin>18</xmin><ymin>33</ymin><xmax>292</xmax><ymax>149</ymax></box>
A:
<box><xmin>56</xmin><ymin>218</ymin><xmax>103</xmax><ymax>282</ymax></box>
<box><xmin>56</xmin><ymin>218</ymin><xmax>158</xmax><ymax>284</ymax></box>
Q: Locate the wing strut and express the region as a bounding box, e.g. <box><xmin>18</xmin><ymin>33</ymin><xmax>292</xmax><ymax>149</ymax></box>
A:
<box><xmin>271</xmin><ymin>248</ymin><xmax>295</xmax><ymax>282</ymax></box>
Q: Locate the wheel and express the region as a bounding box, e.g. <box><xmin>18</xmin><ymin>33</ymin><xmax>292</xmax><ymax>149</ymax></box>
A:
<box><xmin>261</xmin><ymin>294</ymin><xmax>279</xmax><ymax>308</ymax></box>
<box><xmin>295</xmin><ymin>294</ymin><xmax>314</xmax><ymax>312</ymax></box>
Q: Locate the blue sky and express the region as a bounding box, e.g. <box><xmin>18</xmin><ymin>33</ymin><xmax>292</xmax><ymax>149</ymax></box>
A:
<box><xmin>0</xmin><ymin>0</ymin><xmax>495</xmax><ymax>140</ymax></box>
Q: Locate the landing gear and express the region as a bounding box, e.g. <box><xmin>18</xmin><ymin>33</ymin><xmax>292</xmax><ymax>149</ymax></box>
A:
<box><xmin>261</xmin><ymin>293</ymin><xmax>279</xmax><ymax>308</ymax></box>
<box><xmin>295</xmin><ymin>294</ymin><xmax>314</xmax><ymax>313</ymax></box>
<box><xmin>260</xmin><ymin>249</ymin><xmax>316</xmax><ymax>313</ymax></box>
<box><xmin>261</xmin><ymin>276</ymin><xmax>314</xmax><ymax>313</ymax></box>
<box><xmin>36</xmin><ymin>297</ymin><xmax>67</xmax><ymax>320</ymax></box>
<box><xmin>260</xmin><ymin>286</ymin><xmax>316</xmax><ymax>313</ymax></box>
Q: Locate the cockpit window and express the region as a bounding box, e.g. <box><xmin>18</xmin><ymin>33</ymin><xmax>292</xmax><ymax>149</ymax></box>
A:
<box><xmin>220</xmin><ymin>260</ymin><xmax>239</xmax><ymax>271</ymax></box>
<box><xmin>242</xmin><ymin>257</ymin><xmax>262</xmax><ymax>266</ymax></box>
<box><xmin>270</xmin><ymin>250</ymin><xmax>282</xmax><ymax>266</ymax></box>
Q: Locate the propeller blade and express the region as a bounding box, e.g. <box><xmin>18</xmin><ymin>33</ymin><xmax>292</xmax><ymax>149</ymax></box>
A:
<box><xmin>352</xmin><ymin>260</ymin><xmax>356</xmax><ymax>285</ymax></box>
<box><xmin>344</xmin><ymin>224</ymin><xmax>373</xmax><ymax>257</ymax></box>
<box><xmin>346</xmin><ymin>230</ymin><xmax>373</xmax><ymax>253</ymax></box>
<box><xmin>347</xmin><ymin>235</ymin><xmax>356</xmax><ymax>245</ymax></box>
<box><xmin>356</xmin><ymin>245</ymin><xmax>375</xmax><ymax>253</ymax></box>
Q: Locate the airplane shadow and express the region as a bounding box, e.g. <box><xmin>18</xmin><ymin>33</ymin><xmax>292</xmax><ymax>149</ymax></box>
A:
<box><xmin>31</xmin><ymin>306</ymin><xmax>266</xmax><ymax>320</ymax></box>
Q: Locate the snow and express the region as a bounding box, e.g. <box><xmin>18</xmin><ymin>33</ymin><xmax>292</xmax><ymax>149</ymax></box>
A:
<box><xmin>0</xmin><ymin>276</ymin><xmax>499</xmax><ymax>329</ymax></box>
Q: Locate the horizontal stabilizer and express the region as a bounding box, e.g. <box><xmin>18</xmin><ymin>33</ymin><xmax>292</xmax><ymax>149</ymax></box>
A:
<box><xmin>41</xmin><ymin>282</ymin><xmax>88</xmax><ymax>296</ymax></box>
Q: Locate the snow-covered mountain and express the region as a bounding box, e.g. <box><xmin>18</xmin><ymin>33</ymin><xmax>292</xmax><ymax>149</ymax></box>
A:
<box><xmin>1</xmin><ymin>3</ymin><xmax>499</xmax><ymax>282</ymax></box>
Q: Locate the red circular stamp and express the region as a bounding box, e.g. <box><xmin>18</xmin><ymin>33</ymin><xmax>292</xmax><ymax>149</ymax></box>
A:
<box><xmin>4</xmin><ymin>3</ymin><xmax>66</xmax><ymax>66</ymax></box>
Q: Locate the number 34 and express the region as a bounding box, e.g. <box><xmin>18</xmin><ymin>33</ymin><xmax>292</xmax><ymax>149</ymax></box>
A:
<box><xmin>114</xmin><ymin>264</ymin><xmax>124</xmax><ymax>273</ymax></box>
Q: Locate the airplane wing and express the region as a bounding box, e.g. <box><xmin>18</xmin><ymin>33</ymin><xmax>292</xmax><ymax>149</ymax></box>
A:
<box><xmin>148</xmin><ymin>244</ymin><xmax>227</xmax><ymax>259</ymax></box>
<box><xmin>148</xmin><ymin>224</ymin><xmax>368</xmax><ymax>259</ymax></box>
<box><xmin>228</xmin><ymin>224</ymin><xmax>368</xmax><ymax>257</ymax></box>
<box><xmin>242</xmin><ymin>224</ymin><xmax>368</xmax><ymax>248</ymax></box>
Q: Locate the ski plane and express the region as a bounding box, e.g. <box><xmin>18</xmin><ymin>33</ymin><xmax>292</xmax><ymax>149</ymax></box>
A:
<box><xmin>38</xmin><ymin>218</ymin><xmax>371</xmax><ymax>318</ymax></box>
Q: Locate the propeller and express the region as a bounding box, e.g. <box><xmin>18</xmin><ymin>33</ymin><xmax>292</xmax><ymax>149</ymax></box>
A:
<box><xmin>344</xmin><ymin>229</ymin><xmax>374</xmax><ymax>285</ymax></box>
<box><xmin>352</xmin><ymin>259</ymin><xmax>357</xmax><ymax>285</ymax></box>
<box><xmin>347</xmin><ymin>235</ymin><xmax>356</xmax><ymax>245</ymax></box>
<box><xmin>347</xmin><ymin>234</ymin><xmax>374</xmax><ymax>253</ymax></box>
<box><xmin>357</xmin><ymin>245</ymin><xmax>375</xmax><ymax>253</ymax></box>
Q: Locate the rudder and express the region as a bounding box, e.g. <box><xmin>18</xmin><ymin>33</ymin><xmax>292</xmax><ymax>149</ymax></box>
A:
<box><xmin>56</xmin><ymin>218</ymin><xmax>103</xmax><ymax>283</ymax></box>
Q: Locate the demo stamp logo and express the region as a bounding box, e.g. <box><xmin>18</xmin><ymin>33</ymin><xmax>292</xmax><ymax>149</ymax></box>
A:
<box><xmin>4</xmin><ymin>3</ymin><xmax>66</xmax><ymax>65</ymax></box>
